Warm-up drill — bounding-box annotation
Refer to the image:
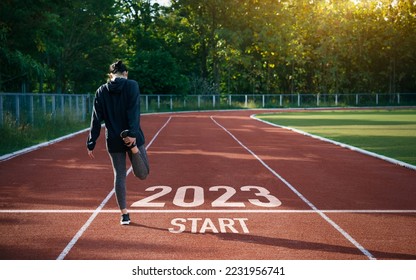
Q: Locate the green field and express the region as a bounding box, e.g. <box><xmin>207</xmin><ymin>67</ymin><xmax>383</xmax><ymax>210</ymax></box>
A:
<box><xmin>0</xmin><ymin>116</ymin><xmax>90</xmax><ymax>157</ymax></box>
<box><xmin>257</xmin><ymin>109</ymin><xmax>416</xmax><ymax>166</ymax></box>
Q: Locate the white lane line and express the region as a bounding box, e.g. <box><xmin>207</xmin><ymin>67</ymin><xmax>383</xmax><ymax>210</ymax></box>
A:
<box><xmin>210</xmin><ymin>116</ymin><xmax>377</xmax><ymax>260</ymax></box>
<box><xmin>0</xmin><ymin>127</ymin><xmax>91</xmax><ymax>162</ymax></box>
<box><xmin>56</xmin><ymin>116</ymin><xmax>172</xmax><ymax>260</ymax></box>
<box><xmin>2</xmin><ymin>209</ymin><xmax>416</xmax><ymax>214</ymax></box>
<box><xmin>56</xmin><ymin>191</ymin><xmax>113</xmax><ymax>260</ymax></box>
<box><xmin>127</xmin><ymin>116</ymin><xmax>172</xmax><ymax>175</ymax></box>
<box><xmin>251</xmin><ymin>114</ymin><xmax>416</xmax><ymax>171</ymax></box>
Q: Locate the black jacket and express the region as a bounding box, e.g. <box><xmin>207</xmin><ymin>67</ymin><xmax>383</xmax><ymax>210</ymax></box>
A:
<box><xmin>87</xmin><ymin>78</ymin><xmax>145</xmax><ymax>153</ymax></box>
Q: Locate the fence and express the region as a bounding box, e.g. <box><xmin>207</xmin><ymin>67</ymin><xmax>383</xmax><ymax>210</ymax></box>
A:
<box><xmin>1</xmin><ymin>93</ymin><xmax>415</xmax><ymax>127</ymax></box>
<box><xmin>0</xmin><ymin>93</ymin><xmax>92</xmax><ymax>127</ymax></box>
<box><xmin>143</xmin><ymin>93</ymin><xmax>416</xmax><ymax>112</ymax></box>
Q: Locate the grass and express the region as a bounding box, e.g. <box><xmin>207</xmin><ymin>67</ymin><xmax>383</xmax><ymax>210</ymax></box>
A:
<box><xmin>2</xmin><ymin>107</ymin><xmax>416</xmax><ymax>166</ymax></box>
<box><xmin>257</xmin><ymin>109</ymin><xmax>416</xmax><ymax>166</ymax></box>
<box><xmin>0</xmin><ymin>113</ymin><xmax>89</xmax><ymax>156</ymax></box>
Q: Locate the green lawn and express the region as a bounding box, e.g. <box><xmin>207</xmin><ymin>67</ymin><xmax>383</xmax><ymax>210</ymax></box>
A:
<box><xmin>0</xmin><ymin>117</ymin><xmax>90</xmax><ymax>156</ymax></box>
<box><xmin>257</xmin><ymin>109</ymin><xmax>416</xmax><ymax>166</ymax></box>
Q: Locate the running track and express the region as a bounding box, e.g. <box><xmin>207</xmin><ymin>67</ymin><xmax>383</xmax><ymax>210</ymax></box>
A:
<box><xmin>0</xmin><ymin>110</ymin><xmax>415</xmax><ymax>260</ymax></box>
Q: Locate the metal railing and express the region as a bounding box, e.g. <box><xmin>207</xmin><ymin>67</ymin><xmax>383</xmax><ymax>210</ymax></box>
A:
<box><xmin>1</xmin><ymin>93</ymin><xmax>415</xmax><ymax>127</ymax></box>
<box><xmin>142</xmin><ymin>93</ymin><xmax>415</xmax><ymax>111</ymax></box>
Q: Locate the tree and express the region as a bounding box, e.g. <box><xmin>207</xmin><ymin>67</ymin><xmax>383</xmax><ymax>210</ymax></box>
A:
<box><xmin>1</xmin><ymin>0</ymin><xmax>415</xmax><ymax>95</ymax></box>
<box><xmin>0</xmin><ymin>0</ymin><xmax>52</xmax><ymax>92</ymax></box>
<box><xmin>0</xmin><ymin>0</ymin><xmax>116</xmax><ymax>93</ymax></box>
<box><xmin>114</xmin><ymin>0</ymin><xmax>190</xmax><ymax>94</ymax></box>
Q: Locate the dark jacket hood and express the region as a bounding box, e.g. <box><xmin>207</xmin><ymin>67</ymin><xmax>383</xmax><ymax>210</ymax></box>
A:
<box><xmin>87</xmin><ymin>77</ymin><xmax>144</xmax><ymax>153</ymax></box>
<box><xmin>107</xmin><ymin>78</ymin><xmax>127</xmax><ymax>94</ymax></box>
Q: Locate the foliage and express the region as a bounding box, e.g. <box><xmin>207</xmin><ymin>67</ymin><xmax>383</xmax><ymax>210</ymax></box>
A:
<box><xmin>0</xmin><ymin>110</ymin><xmax>90</xmax><ymax>156</ymax></box>
<box><xmin>1</xmin><ymin>0</ymin><xmax>415</xmax><ymax>95</ymax></box>
<box><xmin>0</xmin><ymin>0</ymin><xmax>116</xmax><ymax>93</ymax></box>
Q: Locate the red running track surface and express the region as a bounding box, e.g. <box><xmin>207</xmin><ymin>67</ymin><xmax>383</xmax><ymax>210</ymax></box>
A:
<box><xmin>0</xmin><ymin>110</ymin><xmax>415</xmax><ymax>260</ymax></box>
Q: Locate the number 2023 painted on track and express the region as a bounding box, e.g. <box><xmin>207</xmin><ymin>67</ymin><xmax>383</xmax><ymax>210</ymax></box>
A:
<box><xmin>131</xmin><ymin>185</ymin><xmax>282</xmax><ymax>208</ymax></box>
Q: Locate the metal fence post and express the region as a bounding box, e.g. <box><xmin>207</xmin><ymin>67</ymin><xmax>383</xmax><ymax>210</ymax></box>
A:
<box><xmin>52</xmin><ymin>95</ymin><xmax>56</xmax><ymax>116</ymax></box>
<box><xmin>61</xmin><ymin>95</ymin><xmax>65</xmax><ymax>117</ymax></box>
<box><xmin>42</xmin><ymin>95</ymin><xmax>46</xmax><ymax>115</ymax></box>
<box><xmin>82</xmin><ymin>95</ymin><xmax>86</xmax><ymax>121</ymax></box>
<box><xmin>30</xmin><ymin>95</ymin><xmax>34</xmax><ymax>124</ymax></box>
<box><xmin>76</xmin><ymin>96</ymin><xmax>79</xmax><ymax>118</ymax></box>
<box><xmin>145</xmin><ymin>95</ymin><xmax>149</xmax><ymax>112</ymax></box>
<box><xmin>15</xmin><ymin>95</ymin><xmax>20</xmax><ymax>126</ymax></box>
<box><xmin>0</xmin><ymin>95</ymin><xmax>3</xmax><ymax>126</ymax></box>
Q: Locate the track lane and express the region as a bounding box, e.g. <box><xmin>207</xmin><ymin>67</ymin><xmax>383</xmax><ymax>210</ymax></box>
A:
<box><xmin>1</xmin><ymin>111</ymin><xmax>415</xmax><ymax>260</ymax></box>
<box><xmin>0</xmin><ymin>114</ymin><xmax>171</xmax><ymax>259</ymax></box>
<box><xmin>64</xmin><ymin>113</ymin><xmax>374</xmax><ymax>259</ymax></box>
<box><xmin>213</xmin><ymin>113</ymin><xmax>416</xmax><ymax>210</ymax></box>
<box><xmin>211</xmin><ymin>115</ymin><xmax>375</xmax><ymax>259</ymax></box>
<box><xmin>209</xmin><ymin>111</ymin><xmax>416</xmax><ymax>259</ymax></box>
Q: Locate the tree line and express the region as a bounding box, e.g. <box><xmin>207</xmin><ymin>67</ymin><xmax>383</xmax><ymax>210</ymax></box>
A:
<box><xmin>1</xmin><ymin>0</ymin><xmax>415</xmax><ymax>95</ymax></box>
